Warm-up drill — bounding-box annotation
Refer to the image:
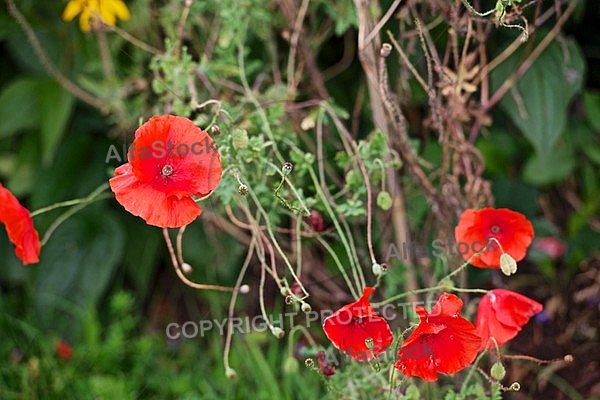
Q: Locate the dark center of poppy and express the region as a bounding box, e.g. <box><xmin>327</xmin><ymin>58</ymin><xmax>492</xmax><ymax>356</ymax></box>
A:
<box><xmin>161</xmin><ymin>165</ymin><xmax>173</xmax><ymax>177</ymax></box>
<box><xmin>491</xmin><ymin>225</ymin><xmax>500</xmax><ymax>234</ymax></box>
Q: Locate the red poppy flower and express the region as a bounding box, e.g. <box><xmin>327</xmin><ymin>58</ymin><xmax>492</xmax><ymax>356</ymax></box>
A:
<box><xmin>109</xmin><ymin>115</ymin><xmax>222</xmax><ymax>228</ymax></box>
<box><xmin>394</xmin><ymin>293</ymin><xmax>480</xmax><ymax>382</ymax></box>
<box><xmin>54</xmin><ymin>340</ymin><xmax>73</xmax><ymax>361</ymax></box>
<box><xmin>454</xmin><ymin>208</ymin><xmax>534</xmax><ymax>268</ymax></box>
<box><xmin>322</xmin><ymin>287</ymin><xmax>393</xmax><ymax>362</ymax></box>
<box><xmin>476</xmin><ymin>289</ymin><xmax>542</xmax><ymax>350</ymax></box>
<box><xmin>0</xmin><ymin>183</ymin><xmax>40</xmax><ymax>265</ymax></box>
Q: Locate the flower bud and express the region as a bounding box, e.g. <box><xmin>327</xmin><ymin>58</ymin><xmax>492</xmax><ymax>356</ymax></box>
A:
<box><xmin>282</xmin><ymin>162</ymin><xmax>293</xmax><ymax>175</ymax></box>
<box><xmin>490</xmin><ymin>362</ymin><xmax>506</xmax><ymax>380</ymax></box>
<box><xmin>301</xmin><ymin>302</ymin><xmax>312</xmax><ymax>313</ymax></box>
<box><xmin>239</xmin><ymin>284</ymin><xmax>250</xmax><ymax>294</ymax></box>
<box><xmin>372</xmin><ymin>263</ymin><xmax>383</xmax><ymax>277</ymax></box>
<box><xmin>210</xmin><ymin>124</ymin><xmax>220</xmax><ymax>135</ymax></box>
<box><xmin>377</xmin><ymin>191</ymin><xmax>392</xmax><ymax>211</ymax></box>
<box><xmin>225</xmin><ymin>367</ymin><xmax>237</xmax><ymax>380</ymax></box>
<box><xmin>271</xmin><ymin>327</ymin><xmax>285</xmax><ymax>339</ymax></box>
<box><xmin>500</xmin><ymin>253</ymin><xmax>517</xmax><ymax>276</ymax></box>
<box><xmin>283</xmin><ymin>357</ymin><xmax>299</xmax><ymax>374</ymax></box>
<box><xmin>181</xmin><ymin>263</ymin><xmax>193</xmax><ymax>274</ymax></box>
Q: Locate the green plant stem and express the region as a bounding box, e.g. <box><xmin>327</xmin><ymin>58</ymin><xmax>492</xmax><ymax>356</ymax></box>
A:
<box><xmin>307</xmin><ymin>166</ymin><xmax>363</xmax><ymax>297</ymax></box>
<box><xmin>223</xmin><ymin>236</ymin><xmax>256</xmax><ymax>374</ymax></box>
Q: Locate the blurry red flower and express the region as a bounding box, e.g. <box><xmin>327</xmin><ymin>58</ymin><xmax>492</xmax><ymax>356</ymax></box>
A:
<box><xmin>533</xmin><ymin>237</ymin><xmax>566</xmax><ymax>260</ymax></box>
<box><xmin>0</xmin><ymin>183</ymin><xmax>40</xmax><ymax>265</ymax></box>
<box><xmin>316</xmin><ymin>350</ymin><xmax>336</xmax><ymax>376</ymax></box>
<box><xmin>454</xmin><ymin>208</ymin><xmax>534</xmax><ymax>268</ymax></box>
<box><xmin>109</xmin><ymin>115</ymin><xmax>222</xmax><ymax>228</ymax></box>
<box><xmin>54</xmin><ymin>340</ymin><xmax>73</xmax><ymax>361</ymax></box>
<box><xmin>305</xmin><ymin>210</ymin><xmax>325</xmax><ymax>232</ymax></box>
<box><xmin>476</xmin><ymin>289</ymin><xmax>542</xmax><ymax>350</ymax></box>
<box><xmin>394</xmin><ymin>293</ymin><xmax>480</xmax><ymax>382</ymax></box>
<box><xmin>322</xmin><ymin>287</ymin><xmax>393</xmax><ymax>362</ymax></box>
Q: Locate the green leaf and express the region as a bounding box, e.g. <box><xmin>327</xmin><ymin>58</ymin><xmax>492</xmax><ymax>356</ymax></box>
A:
<box><xmin>39</xmin><ymin>80</ymin><xmax>74</xmax><ymax>165</ymax></box>
<box><xmin>492</xmin><ymin>38</ymin><xmax>585</xmax><ymax>155</ymax></box>
<box><xmin>583</xmin><ymin>90</ymin><xmax>600</xmax><ymax>131</ymax></box>
<box><xmin>0</xmin><ymin>78</ymin><xmax>40</xmax><ymax>138</ymax></box>
<box><xmin>33</xmin><ymin>212</ymin><xmax>125</xmax><ymax>340</ymax></box>
<box><xmin>522</xmin><ymin>146</ymin><xmax>575</xmax><ymax>185</ymax></box>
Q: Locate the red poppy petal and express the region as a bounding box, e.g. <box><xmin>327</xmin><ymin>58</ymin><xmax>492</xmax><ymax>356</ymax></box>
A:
<box><xmin>455</xmin><ymin>208</ymin><xmax>534</xmax><ymax>268</ymax></box>
<box><xmin>395</xmin><ymin>293</ymin><xmax>480</xmax><ymax>381</ymax></box>
<box><xmin>475</xmin><ymin>289</ymin><xmax>542</xmax><ymax>349</ymax></box>
<box><xmin>129</xmin><ymin>115</ymin><xmax>222</xmax><ymax>196</ymax></box>
<box><xmin>0</xmin><ymin>184</ymin><xmax>41</xmax><ymax>265</ymax></box>
<box><xmin>323</xmin><ymin>287</ymin><xmax>393</xmax><ymax>361</ymax></box>
<box><xmin>109</xmin><ymin>164</ymin><xmax>202</xmax><ymax>228</ymax></box>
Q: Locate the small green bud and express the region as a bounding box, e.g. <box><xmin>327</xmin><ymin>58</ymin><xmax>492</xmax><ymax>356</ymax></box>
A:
<box><xmin>280</xmin><ymin>287</ymin><xmax>290</xmax><ymax>296</ymax></box>
<box><xmin>225</xmin><ymin>367</ymin><xmax>237</xmax><ymax>380</ymax></box>
<box><xmin>365</xmin><ymin>337</ymin><xmax>374</xmax><ymax>349</ymax></box>
<box><xmin>282</xmin><ymin>162</ymin><xmax>293</xmax><ymax>175</ymax></box>
<box><xmin>301</xmin><ymin>302</ymin><xmax>312</xmax><ymax>313</ymax></box>
<box><xmin>377</xmin><ymin>191</ymin><xmax>393</xmax><ymax>210</ymax></box>
<box><xmin>271</xmin><ymin>327</ymin><xmax>285</xmax><ymax>339</ymax></box>
<box><xmin>500</xmin><ymin>253</ymin><xmax>517</xmax><ymax>276</ymax></box>
<box><xmin>372</xmin><ymin>263</ymin><xmax>383</xmax><ymax>277</ymax></box>
<box><xmin>490</xmin><ymin>362</ymin><xmax>506</xmax><ymax>380</ymax></box>
<box><xmin>283</xmin><ymin>357</ymin><xmax>299</xmax><ymax>374</ymax></box>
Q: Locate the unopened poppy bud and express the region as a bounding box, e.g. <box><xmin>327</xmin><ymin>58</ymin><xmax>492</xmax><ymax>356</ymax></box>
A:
<box><xmin>301</xmin><ymin>302</ymin><xmax>312</xmax><ymax>313</ymax></box>
<box><xmin>490</xmin><ymin>362</ymin><xmax>506</xmax><ymax>380</ymax></box>
<box><xmin>372</xmin><ymin>263</ymin><xmax>383</xmax><ymax>277</ymax></box>
<box><xmin>500</xmin><ymin>253</ymin><xmax>517</xmax><ymax>276</ymax></box>
<box><xmin>271</xmin><ymin>326</ymin><xmax>285</xmax><ymax>339</ymax></box>
<box><xmin>181</xmin><ymin>263</ymin><xmax>193</xmax><ymax>274</ymax></box>
<box><xmin>238</xmin><ymin>184</ymin><xmax>248</xmax><ymax>196</ymax></box>
<box><xmin>239</xmin><ymin>284</ymin><xmax>250</xmax><ymax>294</ymax></box>
<box><xmin>225</xmin><ymin>367</ymin><xmax>237</xmax><ymax>380</ymax></box>
<box><xmin>509</xmin><ymin>382</ymin><xmax>521</xmax><ymax>391</ymax></box>
<box><xmin>377</xmin><ymin>191</ymin><xmax>392</xmax><ymax>211</ymax></box>
<box><xmin>283</xmin><ymin>357</ymin><xmax>299</xmax><ymax>374</ymax></box>
<box><xmin>282</xmin><ymin>162</ymin><xmax>293</xmax><ymax>175</ymax></box>
<box><xmin>210</xmin><ymin>124</ymin><xmax>220</xmax><ymax>135</ymax></box>
<box><xmin>305</xmin><ymin>358</ymin><xmax>314</xmax><ymax>367</ymax></box>
<box><xmin>564</xmin><ymin>354</ymin><xmax>573</xmax><ymax>363</ymax></box>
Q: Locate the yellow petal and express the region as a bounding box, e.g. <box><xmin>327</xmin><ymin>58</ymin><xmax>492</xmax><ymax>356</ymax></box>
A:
<box><xmin>62</xmin><ymin>0</ymin><xmax>83</xmax><ymax>22</ymax></box>
<box><xmin>78</xmin><ymin>8</ymin><xmax>93</xmax><ymax>32</ymax></box>
<box><xmin>110</xmin><ymin>0</ymin><xmax>131</xmax><ymax>21</ymax></box>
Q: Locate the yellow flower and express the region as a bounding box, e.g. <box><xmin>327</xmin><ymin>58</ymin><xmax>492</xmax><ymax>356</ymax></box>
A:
<box><xmin>62</xmin><ymin>0</ymin><xmax>130</xmax><ymax>32</ymax></box>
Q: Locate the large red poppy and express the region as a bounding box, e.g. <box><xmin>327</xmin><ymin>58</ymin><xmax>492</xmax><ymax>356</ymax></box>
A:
<box><xmin>109</xmin><ymin>115</ymin><xmax>222</xmax><ymax>228</ymax></box>
<box><xmin>454</xmin><ymin>208</ymin><xmax>534</xmax><ymax>268</ymax></box>
<box><xmin>476</xmin><ymin>289</ymin><xmax>542</xmax><ymax>350</ymax></box>
<box><xmin>394</xmin><ymin>293</ymin><xmax>480</xmax><ymax>382</ymax></box>
<box><xmin>0</xmin><ymin>183</ymin><xmax>41</xmax><ymax>265</ymax></box>
<box><xmin>322</xmin><ymin>287</ymin><xmax>393</xmax><ymax>362</ymax></box>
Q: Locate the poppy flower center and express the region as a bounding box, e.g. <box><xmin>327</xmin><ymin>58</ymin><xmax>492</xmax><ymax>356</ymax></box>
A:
<box><xmin>490</xmin><ymin>225</ymin><xmax>500</xmax><ymax>234</ymax></box>
<box><xmin>161</xmin><ymin>164</ymin><xmax>174</xmax><ymax>177</ymax></box>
